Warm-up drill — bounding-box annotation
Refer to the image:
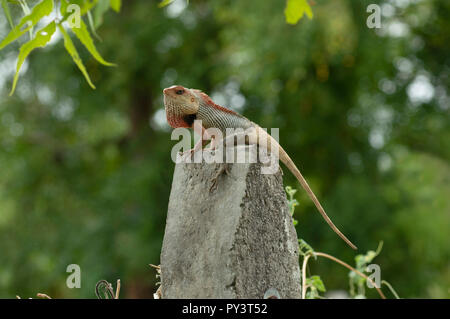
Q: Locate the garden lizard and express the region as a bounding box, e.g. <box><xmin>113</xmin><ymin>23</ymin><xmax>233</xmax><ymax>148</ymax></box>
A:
<box><xmin>163</xmin><ymin>85</ymin><xmax>357</xmax><ymax>250</ymax></box>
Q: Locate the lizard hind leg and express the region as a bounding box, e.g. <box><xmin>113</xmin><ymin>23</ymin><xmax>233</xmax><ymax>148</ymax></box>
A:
<box><xmin>219</xmin><ymin>127</ymin><xmax>258</xmax><ymax>148</ymax></box>
<box><xmin>180</xmin><ymin>124</ymin><xmax>212</xmax><ymax>160</ymax></box>
<box><xmin>216</xmin><ymin>127</ymin><xmax>259</xmax><ymax>164</ymax></box>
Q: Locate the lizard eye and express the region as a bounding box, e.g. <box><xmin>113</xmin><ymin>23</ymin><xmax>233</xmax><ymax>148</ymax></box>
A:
<box><xmin>176</xmin><ymin>89</ymin><xmax>184</xmax><ymax>95</ymax></box>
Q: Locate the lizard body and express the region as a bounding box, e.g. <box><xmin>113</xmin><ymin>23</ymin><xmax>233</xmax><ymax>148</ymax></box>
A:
<box><xmin>163</xmin><ymin>85</ymin><xmax>357</xmax><ymax>250</ymax></box>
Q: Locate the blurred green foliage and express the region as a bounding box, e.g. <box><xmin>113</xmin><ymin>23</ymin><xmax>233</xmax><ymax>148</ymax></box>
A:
<box><xmin>0</xmin><ymin>0</ymin><xmax>448</xmax><ymax>298</ymax></box>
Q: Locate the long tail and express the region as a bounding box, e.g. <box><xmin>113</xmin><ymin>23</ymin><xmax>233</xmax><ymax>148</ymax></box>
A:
<box><xmin>256</xmin><ymin>126</ymin><xmax>357</xmax><ymax>250</ymax></box>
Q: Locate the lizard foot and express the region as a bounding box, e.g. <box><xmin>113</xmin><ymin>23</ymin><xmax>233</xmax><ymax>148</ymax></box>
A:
<box><xmin>209</xmin><ymin>163</ymin><xmax>231</xmax><ymax>193</ymax></box>
<box><xmin>179</xmin><ymin>148</ymin><xmax>199</xmax><ymax>162</ymax></box>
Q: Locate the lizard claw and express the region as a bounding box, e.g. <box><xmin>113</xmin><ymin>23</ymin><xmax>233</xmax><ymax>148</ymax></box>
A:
<box><xmin>179</xmin><ymin>148</ymin><xmax>197</xmax><ymax>162</ymax></box>
<box><xmin>210</xmin><ymin>163</ymin><xmax>231</xmax><ymax>192</ymax></box>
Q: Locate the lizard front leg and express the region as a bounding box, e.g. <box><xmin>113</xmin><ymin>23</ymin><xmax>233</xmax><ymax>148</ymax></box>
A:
<box><xmin>180</xmin><ymin>125</ymin><xmax>212</xmax><ymax>160</ymax></box>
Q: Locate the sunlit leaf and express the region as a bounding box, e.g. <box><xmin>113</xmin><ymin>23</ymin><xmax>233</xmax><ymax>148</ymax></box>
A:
<box><xmin>58</xmin><ymin>23</ymin><xmax>95</xmax><ymax>89</ymax></box>
<box><xmin>70</xmin><ymin>18</ymin><xmax>116</xmax><ymax>66</ymax></box>
<box><xmin>284</xmin><ymin>0</ymin><xmax>313</xmax><ymax>25</ymax></box>
<box><xmin>60</xmin><ymin>0</ymin><xmax>99</xmax><ymax>18</ymax></box>
<box><xmin>307</xmin><ymin>275</ymin><xmax>326</xmax><ymax>292</ymax></box>
<box><xmin>0</xmin><ymin>0</ymin><xmax>53</xmax><ymax>50</ymax></box>
<box><xmin>158</xmin><ymin>0</ymin><xmax>175</xmax><ymax>8</ymax></box>
<box><xmin>109</xmin><ymin>0</ymin><xmax>120</xmax><ymax>12</ymax></box>
<box><xmin>10</xmin><ymin>21</ymin><xmax>56</xmax><ymax>95</ymax></box>
<box><xmin>1</xmin><ymin>0</ymin><xmax>14</xmax><ymax>28</ymax></box>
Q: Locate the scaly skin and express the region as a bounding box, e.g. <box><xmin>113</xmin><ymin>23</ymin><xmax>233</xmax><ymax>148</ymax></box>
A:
<box><xmin>163</xmin><ymin>85</ymin><xmax>357</xmax><ymax>250</ymax></box>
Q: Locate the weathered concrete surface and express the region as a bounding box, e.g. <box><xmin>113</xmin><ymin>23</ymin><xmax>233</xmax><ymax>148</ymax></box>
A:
<box><xmin>160</xmin><ymin>145</ymin><xmax>301</xmax><ymax>299</ymax></box>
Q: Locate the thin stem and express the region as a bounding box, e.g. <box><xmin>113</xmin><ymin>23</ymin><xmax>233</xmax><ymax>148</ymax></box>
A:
<box><xmin>115</xmin><ymin>279</ymin><xmax>121</xmax><ymax>299</ymax></box>
<box><xmin>313</xmin><ymin>252</ymin><xmax>386</xmax><ymax>299</ymax></box>
<box><xmin>381</xmin><ymin>280</ymin><xmax>400</xmax><ymax>299</ymax></box>
<box><xmin>301</xmin><ymin>254</ymin><xmax>311</xmax><ymax>299</ymax></box>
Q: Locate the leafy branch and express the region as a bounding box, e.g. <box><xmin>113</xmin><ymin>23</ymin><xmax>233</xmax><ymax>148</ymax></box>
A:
<box><xmin>0</xmin><ymin>0</ymin><xmax>120</xmax><ymax>95</ymax></box>
<box><xmin>158</xmin><ymin>0</ymin><xmax>314</xmax><ymax>25</ymax></box>
<box><xmin>286</xmin><ymin>186</ymin><xmax>399</xmax><ymax>299</ymax></box>
<box><xmin>309</xmin><ymin>251</ymin><xmax>387</xmax><ymax>299</ymax></box>
<box><xmin>0</xmin><ymin>0</ymin><xmax>314</xmax><ymax>95</ymax></box>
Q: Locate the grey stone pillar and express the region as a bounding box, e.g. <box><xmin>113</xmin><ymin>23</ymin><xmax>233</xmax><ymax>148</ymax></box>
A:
<box><xmin>160</xmin><ymin>145</ymin><xmax>301</xmax><ymax>298</ymax></box>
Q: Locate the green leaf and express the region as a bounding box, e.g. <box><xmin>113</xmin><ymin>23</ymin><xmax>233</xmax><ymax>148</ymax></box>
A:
<box><xmin>307</xmin><ymin>275</ymin><xmax>326</xmax><ymax>292</ymax></box>
<box><xmin>158</xmin><ymin>0</ymin><xmax>175</xmax><ymax>8</ymax></box>
<box><xmin>284</xmin><ymin>0</ymin><xmax>313</xmax><ymax>25</ymax></box>
<box><xmin>355</xmin><ymin>254</ymin><xmax>364</xmax><ymax>268</ymax></box>
<box><xmin>285</xmin><ymin>185</ymin><xmax>297</xmax><ymax>198</ymax></box>
<box><xmin>0</xmin><ymin>0</ymin><xmax>53</xmax><ymax>50</ymax></box>
<box><xmin>109</xmin><ymin>0</ymin><xmax>120</xmax><ymax>12</ymax></box>
<box><xmin>354</xmin><ymin>241</ymin><xmax>383</xmax><ymax>269</ymax></box>
<box><xmin>70</xmin><ymin>18</ymin><xmax>116</xmax><ymax>66</ymax></box>
<box><xmin>60</xmin><ymin>0</ymin><xmax>98</xmax><ymax>18</ymax></box>
<box><xmin>87</xmin><ymin>10</ymin><xmax>102</xmax><ymax>40</ymax></box>
<box><xmin>58</xmin><ymin>23</ymin><xmax>95</xmax><ymax>89</ymax></box>
<box><xmin>10</xmin><ymin>21</ymin><xmax>56</xmax><ymax>95</ymax></box>
<box><xmin>298</xmin><ymin>239</ymin><xmax>314</xmax><ymax>256</ymax></box>
<box><xmin>18</xmin><ymin>0</ymin><xmax>33</xmax><ymax>40</ymax></box>
<box><xmin>1</xmin><ymin>0</ymin><xmax>14</xmax><ymax>28</ymax></box>
<box><xmin>92</xmin><ymin>0</ymin><xmax>109</xmax><ymax>28</ymax></box>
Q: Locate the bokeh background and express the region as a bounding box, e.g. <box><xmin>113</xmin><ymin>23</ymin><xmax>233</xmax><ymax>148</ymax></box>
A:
<box><xmin>0</xmin><ymin>0</ymin><xmax>448</xmax><ymax>298</ymax></box>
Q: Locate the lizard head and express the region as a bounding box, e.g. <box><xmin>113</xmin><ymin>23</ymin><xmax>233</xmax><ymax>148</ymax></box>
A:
<box><xmin>163</xmin><ymin>85</ymin><xmax>200</xmax><ymax>128</ymax></box>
